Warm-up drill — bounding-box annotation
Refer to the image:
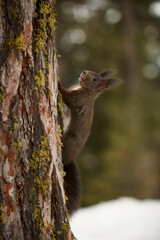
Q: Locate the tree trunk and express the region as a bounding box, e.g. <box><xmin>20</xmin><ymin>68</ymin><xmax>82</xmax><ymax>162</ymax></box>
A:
<box><xmin>121</xmin><ymin>0</ymin><xmax>139</xmax><ymax>92</ymax></box>
<box><xmin>0</xmin><ymin>0</ymin><xmax>74</xmax><ymax>239</ymax></box>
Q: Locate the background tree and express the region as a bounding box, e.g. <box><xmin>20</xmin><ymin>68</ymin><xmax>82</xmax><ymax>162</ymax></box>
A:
<box><xmin>0</xmin><ymin>0</ymin><xmax>74</xmax><ymax>239</ymax></box>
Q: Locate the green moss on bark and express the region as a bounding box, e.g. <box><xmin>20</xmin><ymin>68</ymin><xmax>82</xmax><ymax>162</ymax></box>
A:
<box><xmin>0</xmin><ymin>86</ymin><xmax>4</xmax><ymax>105</ymax></box>
<box><xmin>32</xmin><ymin>0</ymin><xmax>57</xmax><ymax>99</ymax></box>
<box><xmin>5</xmin><ymin>0</ymin><xmax>24</xmax><ymax>55</ymax></box>
<box><xmin>29</xmin><ymin>136</ymin><xmax>51</xmax><ymax>195</ymax></box>
<box><xmin>0</xmin><ymin>203</ymin><xmax>5</xmax><ymax>239</ymax></box>
<box><xmin>0</xmin><ymin>204</ymin><xmax>4</xmax><ymax>224</ymax></box>
<box><xmin>34</xmin><ymin>0</ymin><xmax>56</xmax><ymax>54</ymax></box>
<box><xmin>29</xmin><ymin>136</ymin><xmax>56</xmax><ymax>237</ymax></box>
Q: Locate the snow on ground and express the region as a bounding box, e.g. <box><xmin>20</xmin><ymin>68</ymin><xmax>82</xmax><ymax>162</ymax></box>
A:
<box><xmin>70</xmin><ymin>197</ymin><xmax>160</xmax><ymax>240</ymax></box>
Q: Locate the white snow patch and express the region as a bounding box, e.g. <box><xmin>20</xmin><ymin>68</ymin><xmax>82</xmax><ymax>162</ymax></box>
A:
<box><xmin>71</xmin><ymin>197</ymin><xmax>160</xmax><ymax>240</ymax></box>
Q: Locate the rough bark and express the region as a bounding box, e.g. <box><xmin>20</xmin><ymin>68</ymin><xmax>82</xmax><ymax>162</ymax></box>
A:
<box><xmin>0</xmin><ymin>0</ymin><xmax>74</xmax><ymax>239</ymax></box>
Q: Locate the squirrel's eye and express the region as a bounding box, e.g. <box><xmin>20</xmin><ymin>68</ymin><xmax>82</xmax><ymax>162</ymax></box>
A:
<box><xmin>92</xmin><ymin>78</ymin><xmax>96</xmax><ymax>82</ymax></box>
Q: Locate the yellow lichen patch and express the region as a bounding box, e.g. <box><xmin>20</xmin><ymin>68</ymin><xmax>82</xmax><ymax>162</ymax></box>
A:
<box><xmin>10</xmin><ymin>114</ymin><xmax>19</xmax><ymax>134</ymax></box>
<box><xmin>29</xmin><ymin>136</ymin><xmax>51</xmax><ymax>195</ymax></box>
<box><xmin>50</xmin><ymin>232</ymin><xmax>56</xmax><ymax>240</ymax></box>
<box><xmin>13</xmin><ymin>115</ymin><xmax>18</xmax><ymax>132</ymax></box>
<box><xmin>57</xmin><ymin>124</ymin><xmax>64</xmax><ymax>147</ymax></box>
<box><xmin>9</xmin><ymin>0</ymin><xmax>21</xmax><ymax>21</ymax></box>
<box><xmin>61</xmin><ymin>170</ymin><xmax>66</xmax><ymax>178</ymax></box>
<box><xmin>29</xmin><ymin>136</ymin><xmax>53</xmax><ymax>237</ymax></box>
<box><xmin>62</xmin><ymin>223</ymin><xmax>69</xmax><ymax>231</ymax></box>
<box><xmin>4</xmin><ymin>0</ymin><xmax>23</xmax><ymax>56</ymax></box>
<box><xmin>57</xmin><ymin>124</ymin><xmax>63</xmax><ymax>138</ymax></box>
<box><xmin>57</xmin><ymin>90</ymin><xmax>65</xmax><ymax>120</ymax></box>
<box><xmin>31</xmin><ymin>186</ymin><xmax>56</xmax><ymax>238</ymax></box>
<box><xmin>46</xmin><ymin>87</ymin><xmax>52</xmax><ymax>100</ymax></box>
<box><xmin>0</xmin><ymin>203</ymin><xmax>4</xmax><ymax>240</ymax></box>
<box><xmin>57</xmin><ymin>231</ymin><xmax>62</xmax><ymax>235</ymax></box>
<box><xmin>16</xmin><ymin>193</ymin><xmax>19</xmax><ymax>205</ymax></box>
<box><xmin>32</xmin><ymin>203</ymin><xmax>47</xmax><ymax>238</ymax></box>
<box><xmin>0</xmin><ymin>203</ymin><xmax>5</xmax><ymax>224</ymax></box>
<box><xmin>35</xmin><ymin>69</ymin><xmax>46</xmax><ymax>93</ymax></box>
<box><xmin>66</xmin><ymin>207</ymin><xmax>70</xmax><ymax>221</ymax></box>
<box><xmin>34</xmin><ymin>69</ymin><xmax>52</xmax><ymax>99</ymax></box>
<box><xmin>45</xmin><ymin>56</ymin><xmax>50</xmax><ymax>74</ymax></box>
<box><xmin>65</xmin><ymin>195</ymin><xmax>68</xmax><ymax>202</ymax></box>
<box><xmin>34</xmin><ymin>174</ymin><xmax>51</xmax><ymax>196</ymax></box>
<box><xmin>33</xmin><ymin>0</ymin><xmax>57</xmax><ymax>100</ymax></box>
<box><xmin>13</xmin><ymin>140</ymin><xmax>22</xmax><ymax>155</ymax></box>
<box><xmin>7</xmin><ymin>34</ymin><xmax>24</xmax><ymax>55</ymax></box>
<box><xmin>50</xmin><ymin>223</ymin><xmax>56</xmax><ymax>240</ymax></box>
<box><xmin>0</xmin><ymin>86</ymin><xmax>4</xmax><ymax>104</ymax></box>
<box><xmin>34</xmin><ymin>0</ymin><xmax>56</xmax><ymax>54</ymax></box>
<box><xmin>14</xmin><ymin>34</ymin><xmax>24</xmax><ymax>51</ymax></box>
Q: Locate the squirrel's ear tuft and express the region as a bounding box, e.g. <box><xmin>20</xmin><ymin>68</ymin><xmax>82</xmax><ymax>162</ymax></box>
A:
<box><xmin>100</xmin><ymin>70</ymin><xmax>113</xmax><ymax>78</ymax></box>
<box><xmin>97</xmin><ymin>78</ymin><xmax>124</xmax><ymax>91</ymax></box>
<box><xmin>104</xmin><ymin>78</ymin><xmax>124</xmax><ymax>90</ymax></box>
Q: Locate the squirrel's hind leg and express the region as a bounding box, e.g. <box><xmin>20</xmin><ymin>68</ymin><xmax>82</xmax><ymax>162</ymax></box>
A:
<box><xmin>62</xmin><ymin>133</ymin><xmax>80</xmax><ymax>165</ymax></box>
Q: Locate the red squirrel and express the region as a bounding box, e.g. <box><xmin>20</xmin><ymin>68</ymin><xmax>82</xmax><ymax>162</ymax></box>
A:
<box><xmin>59</xmin><ymin>70</ymin><xmax>123</xmax><ymax>215</ymax></box>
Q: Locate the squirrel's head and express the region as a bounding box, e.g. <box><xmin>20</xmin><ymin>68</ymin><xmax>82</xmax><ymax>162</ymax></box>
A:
<box><xmin>79</xmin><ymin>70</ymin><xmax>123</xmax><ymax>91</ymax></box>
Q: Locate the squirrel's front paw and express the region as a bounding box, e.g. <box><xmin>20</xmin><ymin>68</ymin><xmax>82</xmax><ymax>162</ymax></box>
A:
<box><xmin>58</xmin><ymin>82</ymin><xmax>63</xmax><ymax>92</ymax></box>
<box><xmin>58</xmin><ymin>81</ymin><xmax>61</xmax><ymax>88</ymax></box>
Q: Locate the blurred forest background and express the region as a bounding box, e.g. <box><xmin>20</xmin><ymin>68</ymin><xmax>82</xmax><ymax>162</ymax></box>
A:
<box><xmin>56</xmin><ymin>0</ymin><xmax>160</xmax><ymax>207</ymax></box>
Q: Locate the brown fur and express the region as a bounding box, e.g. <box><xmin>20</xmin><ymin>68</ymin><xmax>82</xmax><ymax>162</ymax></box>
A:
<box><xmin>59</xmin><ymin>70</ymin><xmax>122</xmax><ymax>215</ymax></box>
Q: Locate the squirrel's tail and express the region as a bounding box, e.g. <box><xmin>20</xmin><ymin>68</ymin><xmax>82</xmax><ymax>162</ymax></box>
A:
<box><xmin>64</xmin><ymin>162</ymin><xmax>82</xmax><ymax>216</ymax></box>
